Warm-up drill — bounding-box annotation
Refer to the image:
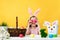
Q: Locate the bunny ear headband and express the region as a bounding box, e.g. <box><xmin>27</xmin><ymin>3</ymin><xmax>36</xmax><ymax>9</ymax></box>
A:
<box><xmin>28</xmin><ymin>8</ymin><xmax>40</xmax><ymax>16</ymax></box>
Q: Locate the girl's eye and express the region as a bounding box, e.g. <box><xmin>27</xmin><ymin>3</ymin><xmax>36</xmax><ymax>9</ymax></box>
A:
<box><xmin>48</xmin><ymin>27</ymin><xmax>50</xmax><ymax>28</ymax></box>
<box><xmin>53</xmin><ymin>26</ymin><xmax>55</xmax><ymax>28</ymax></box>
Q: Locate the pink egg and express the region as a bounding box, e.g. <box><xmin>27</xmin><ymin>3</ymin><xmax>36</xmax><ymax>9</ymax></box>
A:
<box><xmin>32</xmin><ymin>20</ymin><xmax>37</xmax><ymax>23</ymax></box>
<box><xmin>19</xmin><ymin>34</ymin><xmax>24</xmax><ymax>37</ymax></box>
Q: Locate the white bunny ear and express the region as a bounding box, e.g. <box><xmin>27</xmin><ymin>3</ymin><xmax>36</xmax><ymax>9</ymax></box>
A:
<box><xmin>28</xmin><ymin>8</ymin><xmax>33</xmax><ymax>16</ymax></box>
<box><xmin>52</xmin><ymin>20</ymin><xmax>58</xmax><ymax>25</ymax></box>
<box><xmin>34</xmin><ymin>8</ymin><xmax>40</xmax><ymax>16</ymax></box>
<box><xmin>43</xmin><ymin>21</ymin><xmax>50</xmax><ymax>27</ymax></box>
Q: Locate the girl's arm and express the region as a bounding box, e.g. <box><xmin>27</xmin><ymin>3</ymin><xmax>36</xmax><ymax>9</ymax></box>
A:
<box><xmin>26</xmin><ymin>28</ymin><xmax>31</xmax><ymax>35</ymax></box>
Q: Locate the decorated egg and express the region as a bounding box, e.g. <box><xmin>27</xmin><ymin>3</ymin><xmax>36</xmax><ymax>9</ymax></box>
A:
<box><xmin>30</xmin><ymin>34</ymin><xmax>35</xmax><ymax>38</ymax></box>
<box><xmin>19</xmin><ymin>34</ymin><xmax>24</xmax><ymax>37</ymax></box>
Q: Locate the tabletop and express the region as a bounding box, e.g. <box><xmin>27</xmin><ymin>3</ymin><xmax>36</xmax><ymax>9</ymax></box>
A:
<box><xmin>0</xmin><ymin>35</ymin><xmax>60</xmax><ymax>40</ymax></box>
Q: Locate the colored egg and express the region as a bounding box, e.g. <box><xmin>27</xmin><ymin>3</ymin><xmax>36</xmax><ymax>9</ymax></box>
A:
<box><xmin>19</xmin><ymin>34</ymin><xmax>24</xmax><ymax>37</ymax></box>
<box><xmin>49</xmin><ymin>34</ymin><xmax>53</xmax><ymax>38</ymax></box>
<box><xmin>30</xmin><ymin>34</ymin><xmax>35</xmax><ymax>38</ymax></box>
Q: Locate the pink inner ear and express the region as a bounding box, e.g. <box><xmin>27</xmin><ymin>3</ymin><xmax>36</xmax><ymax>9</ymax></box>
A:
<box><xmin>53</xmin><ymin>22</ymin><xmax>56</xmax><ymax>25</ymax></box>
<box><xmin>47</xmin><ymin>23</ymin><xmax>50</xmax><ymax>25</ymax></box>
<box><xmin>28</xmin><ymin>8</ymin><xmax>33</xmax><ymax>16</ymax></box>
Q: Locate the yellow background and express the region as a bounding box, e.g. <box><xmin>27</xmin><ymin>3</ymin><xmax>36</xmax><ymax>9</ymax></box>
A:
<box><xmin>0</xmin><ymin>0</ymin><xmax>60</xmax><ymax>34</ymax></box>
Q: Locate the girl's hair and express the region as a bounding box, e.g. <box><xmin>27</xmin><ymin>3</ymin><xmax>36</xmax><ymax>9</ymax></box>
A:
<box><xmin>30</xmin><ymin>16</ymin><xmax>37</xmax><ymax>20</ymax></box>
<box><xmin>28</xmin><ymin>16</ymin><xmax>37</xmax><ymax>23</ymax></box>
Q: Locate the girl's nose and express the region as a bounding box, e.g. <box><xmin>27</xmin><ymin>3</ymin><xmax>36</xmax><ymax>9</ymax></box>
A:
<box><xmin>51</xmin><ymin>28</ymin><xmax>53</xmax><ymax>30</ymax></box>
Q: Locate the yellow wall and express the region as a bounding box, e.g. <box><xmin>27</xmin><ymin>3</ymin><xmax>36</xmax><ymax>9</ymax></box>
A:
<box><xmin>0</xmin><ymin>0</ymin><xmax>60</xmax><ymax>34</ymax></box>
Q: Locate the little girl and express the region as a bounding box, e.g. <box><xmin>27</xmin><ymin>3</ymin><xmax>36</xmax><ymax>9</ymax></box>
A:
<box><xmin>26</xmin><ymin>16</ymin><xmax>40</xmax><ymax>35</ymax></box>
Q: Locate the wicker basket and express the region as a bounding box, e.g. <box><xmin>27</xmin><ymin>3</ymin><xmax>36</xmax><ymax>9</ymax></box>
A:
<box><xmin>8</xmin><ymin>28</ymin><xmax>26</xmax><ymax>37</ymax></box>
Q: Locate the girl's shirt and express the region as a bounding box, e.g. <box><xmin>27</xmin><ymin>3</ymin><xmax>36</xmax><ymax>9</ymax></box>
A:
<box><xmin>30</xmin><ymin>27</ymin><xmax>39</xmax><ymax>35</ymax></box>
<box><xmin>27</xmin><ymin>27</ymin><xmax>40</xmax><ymax>35</ymax></box>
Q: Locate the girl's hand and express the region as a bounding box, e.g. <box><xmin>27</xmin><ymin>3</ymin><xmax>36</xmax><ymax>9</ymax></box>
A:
<box><xmin>26</xmin><ymin>29</ymin><xmax>31</xmax><ymax>35</ymax></box>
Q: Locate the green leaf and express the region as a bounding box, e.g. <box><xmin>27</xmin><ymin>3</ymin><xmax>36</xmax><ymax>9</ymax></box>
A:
<box><xmin>1</xmin><ymin>22</ymin><xmax>8</xmax><ymax>26</ymax></box>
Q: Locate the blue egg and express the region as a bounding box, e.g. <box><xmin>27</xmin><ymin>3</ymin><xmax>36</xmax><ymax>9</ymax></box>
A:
<box><xmin>49</xmin><ymin>34</ymin><xmax>53</xmax><ymax>38</ymax></box>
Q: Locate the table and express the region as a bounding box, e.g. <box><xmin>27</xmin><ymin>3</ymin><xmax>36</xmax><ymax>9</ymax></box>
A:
<box><xmin>0</xmin><ymin>35</ymin><xmax>60</xmax><ymax>40</ymax></box>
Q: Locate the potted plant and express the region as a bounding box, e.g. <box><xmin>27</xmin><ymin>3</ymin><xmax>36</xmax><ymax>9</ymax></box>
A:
<box><xmin>0</xmin><ymin>22</ymin><xmax>8</xmax><ymax>30</ymax></box>
<box><xmin>0</xmin><ymin>22</ymin><xmax>10</xmax><ymax>39</ymax></box>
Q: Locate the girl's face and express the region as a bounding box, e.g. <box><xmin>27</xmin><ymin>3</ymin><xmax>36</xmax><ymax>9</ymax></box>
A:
<box><xmin>32</xmin><ymin>24</ymin><xmax>36</xmax><ymax>27</ymax></box>
<box><xmin>31</xmin><ymin>24</ymin><xmax>37</xmax><ymax>28</ymax></box>
<box><xmin>29</xmin><ymin>16</ymin><xmax>37</xmax><ymax>24</ymax></box>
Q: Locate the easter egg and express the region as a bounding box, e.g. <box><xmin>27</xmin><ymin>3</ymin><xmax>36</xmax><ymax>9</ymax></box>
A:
<box><xmin>31</xmin><ymin>19</ymin><xmax>37</xmax><ymax>24</ymax></box>
<box><xmin>19</xmin><ymin>34</ymin><xmax>24</xmax><ymax>37</ymax></box>
<box><xmin>53</xmin><ymin>34</ymin><xmax>57</xmax><ymax>38</ymax></box>
<box><xmin>49</xmin><ymin>34</ymin><xmax>53</xmax><ymax>38</ymax></box>
<box><xmin>30</xmin><ymin>34</ymin><xmax>35</xmax><ymax>38</ymax></box>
